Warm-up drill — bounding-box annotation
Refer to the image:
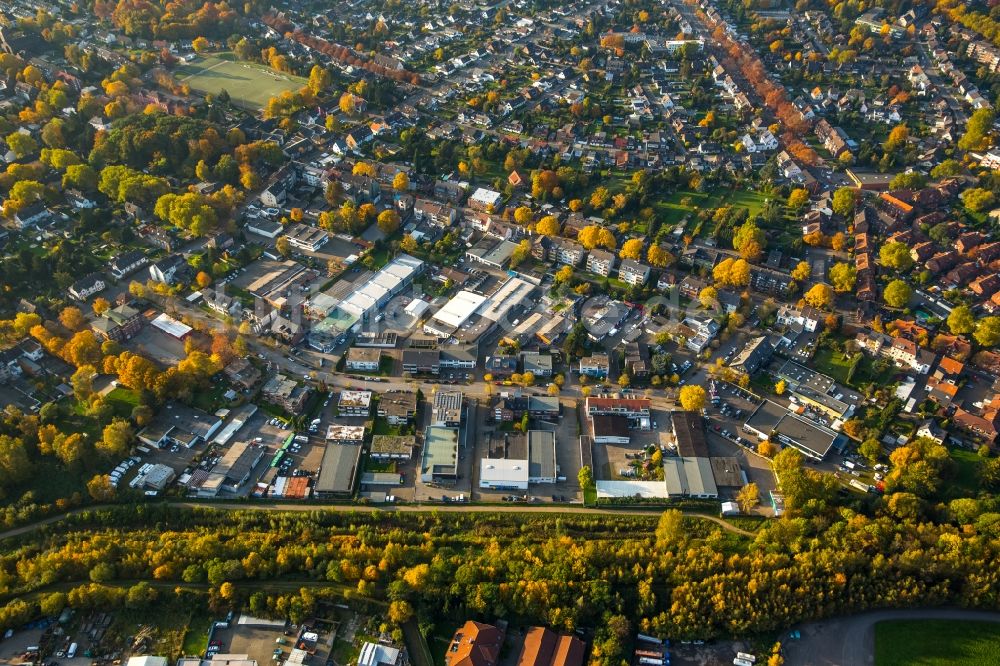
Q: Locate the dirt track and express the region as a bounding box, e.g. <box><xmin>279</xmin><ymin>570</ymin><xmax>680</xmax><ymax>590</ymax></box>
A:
<box><xmin>0</xmin><ymin>502</ymin><xmax>756</xmax><ymax>540</ymax></box>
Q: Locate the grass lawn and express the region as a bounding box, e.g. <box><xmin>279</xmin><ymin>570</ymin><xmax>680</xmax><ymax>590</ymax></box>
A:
<box><xmin>175</xmin><ymin>53</ymin><xmax>306</xmax><ymax>110</ymax></box>
<box><xmin>874</xmin><ymin>619</ymin><xmax>1000</xmax><ymax>666</ymax></box>
<box><xmin>812</xmin><ymin>347</ymin><xmax>861</xmax><ymax>385</ymax></box>
<box><xmin>180</xmin><ymin>607</ymin><xmax>214</xmax><ymax>657</ymax></box>
<box><xmin>106</xmin><ymin>386</ymin><xmax>141</xmax><ymax>417</ymax></box>
<box><xmin>191</xmin><ymin>383</ymin><xmax>229</xmax><ymax>412</ymax></box>
<box><xmin>655</xmin><ymin>188</ymin><xmax>771</xmax><ymax>226</ymax></box>
<box><xmin>949</xmin><ymin>448</ymin><xmax>982</xmax><ymax>497</ymax></box>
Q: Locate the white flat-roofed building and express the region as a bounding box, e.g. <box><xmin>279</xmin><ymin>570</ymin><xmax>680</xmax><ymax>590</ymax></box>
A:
<box><xmin>476</xmin><ymin>277</ymin><xmax>535</xmax><ymax>323</ymax></box>
<box><xmin>479</xmin><ymin>458</ymin><xmax>530</xmax><ymax>490</ymax></box>
<box><xmin>468</xmin><ymin>187</ymin><xmax>502</xmax><ymax>212</ymax></box>
<box><xmin>338</xmin><ymin>390</ymin><xmax>373</xmax><ymax>416</ymax></box>
<box><xmin>150</xmin><ymin>313</ymin><xmax>193</xmax><ymax>339</ymax></box>
<box><xmin>284</xmin><ymin>224</ymin><xmax>329</xmax><ymax>252</ymax></box>
<box><xmin>424</xmin><ymin>290</ymin><xmax>487</xmax><ymax>337</ymax></box>
<box><xmin>358</xmin><ymin>643</ymin><xmax>401</xmax><ymax>666</ymax></box>
<box><xmin>325</xmin><ymin>424</ymin><xmax>366</xmax><ymax>444</ymax></box>
<box><xmin>339</xmin><ymin>254</ymin><xmax>424</xmax><ymax>320</ymax></box>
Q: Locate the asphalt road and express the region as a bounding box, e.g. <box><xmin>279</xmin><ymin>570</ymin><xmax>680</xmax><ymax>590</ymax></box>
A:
<box><xmin>783</xmin><ymin>608</ymin><xmax>1000</xmax><ymax>666</ymax></box>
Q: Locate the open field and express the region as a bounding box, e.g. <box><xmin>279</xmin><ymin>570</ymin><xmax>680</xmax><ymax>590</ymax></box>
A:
<box><xmin>175</xmin><ymin>53</ymin><xmax>306</xmax><ymax>109</ymax></box>
<box><xmin>874</xmin><ymin>619</ymin><xmax>1000</xmax><ymax>666</ymax></box>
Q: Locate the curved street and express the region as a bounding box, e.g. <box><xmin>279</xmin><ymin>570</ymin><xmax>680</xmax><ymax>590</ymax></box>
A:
<box><xmin>783</xmin><ymin>608</ymin><xmax>1000</xmax><ymax>666</ymax></box>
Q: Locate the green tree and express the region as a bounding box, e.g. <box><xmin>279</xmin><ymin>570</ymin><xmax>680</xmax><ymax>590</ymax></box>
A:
<box><xmin>787</xmin><ymin>188</ymin><xmax>809</xmax><ymax>210</ymax></box>
<box><xmin>883</xmin><ymin>280</ymin><xmax>912</xmax><ymax>308</ymax></box>
<box><xmin>958</xmin><ymin>107</ymin><xmax>994</xmax><ymax>151</ymax></box>
<box><xmin>961</xmin><ymin>187</ymin><xmax>996</xmax><ymax>213</ymax></box>
<box><xmin>859</xmin><ymin>438</ymin><xmax>882</xmax><ymax>465</ymax></box>
<box><xmin>974</xmin><ymin>317</ymin><xmax>1000</xmax><ymax>347</ymax></box>
<box><xmin>879</xmin><ymin>241</ymin><xmax>914</xmax><ymax>272</ymax></box>
<box><xmin>828</xmin><ymin>262</ymin><xmax>857</xmax><ymax>292</ymax></box>
<box><xmin>948</xmin><ymin>305</ymin><xmax>975</xmax><ymax>335</ymax></box>
<box><xmin>832</xmin><ymin>187</ymin><xmax>858</xmax><ymax>217</ymax></box>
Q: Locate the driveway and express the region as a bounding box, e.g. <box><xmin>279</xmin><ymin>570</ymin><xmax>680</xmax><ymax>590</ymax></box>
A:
<box><xmin>783</xmin><ymin>608</ymin><xmax>1000</xmax><ymax>666</ymax></box>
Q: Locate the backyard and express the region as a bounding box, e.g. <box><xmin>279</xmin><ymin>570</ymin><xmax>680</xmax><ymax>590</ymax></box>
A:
<box><xmin>175</xmin><ymin>53</ymin><xmax>307</xmax><ymax>109</ymax></box>
<box><xmin>656</xmin><ymin>188</ymin><xmax>771</xmax><ymax>226</ymax></box>
<box><xmin>874</xmin><ymin>619</ymin><xmax>1000</xmax><ymax>666</ymax></box>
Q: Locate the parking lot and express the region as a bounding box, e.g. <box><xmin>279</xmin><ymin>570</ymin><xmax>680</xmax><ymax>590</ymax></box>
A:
<box><xmin>706</xmin><ymin>380</ymin><xmax>764</xmax><ymax>444</ymax></box>
<box><xmin>209</xmin><ymin>617</ymin><xmax>334</xmax><ymax>666</ymax></box>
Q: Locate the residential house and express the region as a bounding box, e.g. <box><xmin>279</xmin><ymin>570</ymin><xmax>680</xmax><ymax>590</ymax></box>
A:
<box><xmin>109</xmin><ymin>250</ymin><xmax>148</xmax><ymax>279</ymax></box>
<box><xmin>345</xmin><ymin>347</ymin><xmax>382</xmax><ymax>371</ymax></box>
<box><xmin>586</xmin><ymin>249</ymin><xmax>616</xmax><ymax>277</ymax></box>
<box><xmin>261</xmin><ymin>374</ymin><xmax>312</xmax><ymax>413</ymax></box>
<box><xmin>618</xmin><ymin>260</ymin><xmax>651</xmax><ymax>286</ymax></box>
<box><xmin>68</xmin><ymin>273</ymin><xmax>106</xmax><ymax>300</ymax></box>
<box><xmin>886</xmin><ymin>337</ymin><xmax>934</xmax><ymax>374</ymax></box>
<box><xmin>579</xmin><ymin>353</ymin><xmax>609</xmax><ymax>379</ymax></box>
<box><xmin>149</xmin><ymin>255</ymin><xmax>186</xmax><ymax>284</ymax></box>
<box><xmin>445</xmin><ymin>622</ymin><xmax>504</xmax><ymax>666</ymax></box>
<box><xmin>90</xmin><ymin>303</ymin><xmax>144</xmax><ymax>342</ymax></box>
<box><xmin>378</xmin><ymin>390</ymin><xmax>418</xmax><ymax>425</ymax></box>
<box><xmin>548</xmin><ymin>237</ymin><xmax>586</xmax><ymax>266</ymax></box>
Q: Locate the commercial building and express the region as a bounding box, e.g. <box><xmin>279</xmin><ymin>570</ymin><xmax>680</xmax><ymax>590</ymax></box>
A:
<box><xmin>671</xmin><ymin>411</ymin><xmax>709</xmax><ymax>457</ymax></box>
<box><xmin>337</xmin><ymin>390</ymin><xmax>373</xmax><ymax>416</ymax></box>
<box><xmin>325</xmin><ymin>424</ymin><xmax>366</xmax><ymax>445</ymax></box>
<box><xmin>283</xmin><ymin>223</ymin><xmax>329</xmax><ymax>252</ymax></box>
<box><xmin>346</xmin><ymin>347</ymin><xmax>383</xmax><ymax>371</ymax></box>
<box><xmin>433</xmin><ymin>390</ymin><xmax>463</xmax><ymax>426</ymax></box>
<box><xmin>479</xmin><ymin>458</ymin><xmax>530</xmax><ymax>490</ymax></box>
<box><xmin>334</xmin><ymin>253</ymin><xmax>424</xmax><ymax>323</ymax></box>
<box><xmin>138</xmin><ymin>403</ymin><xmax>222</xmax><ymax>449</ymax></box>
<box><xmin>424</xmin><ymin>291</ymin><xmax>487</xmax><ymax>338</ymax></box>
<box><xmin>307</xmin><ymin>308</ymin><xmax>360</xmax><ymax>352</ymax></box>
<box><xmin>261</xmin><ymin>375</ymin><xmax>312</xmax><ymax>413</ymax></box>
<box><xmin>196</xmin><ymin>441</ymin><xmax>267</xmax><ymax>496</ymax></box>
<box><xmin>421</xmin><ymin>426</ymin><xmax>460</xmax><ymax>483</ymax></box>
<box><xmin>370</xmin><ymin>435</ymin><xmax>415</xmax><ymax>460</ymax></box>
<box><xmin>585</xmin><ymin>397</ymin><xmax>651</xmax><ymax>429</ymax></box>
<box><xmin>315</xmin><ymin>442</ymin><xmax>363</xmax><ymax>497</ymax></box>
<box><xmin>527</xmin><ymin>430</ymin><xmax>558</xmax><ymax>483</ymax></box>
<box><xmin>591</xmin><ymin>415</ymin><xmax>630</xmax><ymax>444</ymax></box>
<box><xmin>150</xmin><ymin>313</ymin><xmax>193</xmax><ymax>340</ymax></box>
<box><xmin>743</xmin><ymin>400</ymin><xmax>838</xmax><ymax>460</ymax></box>
<box><xmin>662</xmin><ymin>457</ymin><xmax>719</xmax><ymax>498</ymax></box>
<box><xmin>378</xmin><ymin>390</ymin><xmax>418</xmax><ymax>424</ymax></box>
<box><xmin>402</xmin><ymin>349</ymin><xmax>440</xmax><ymax>374</ymax></box>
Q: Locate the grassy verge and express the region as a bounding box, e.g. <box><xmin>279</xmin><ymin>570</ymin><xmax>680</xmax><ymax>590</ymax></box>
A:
<box><xmin>875</xmin><ymin>619</ymin><xmax>1000</xmax><ymax>666</ymax></box>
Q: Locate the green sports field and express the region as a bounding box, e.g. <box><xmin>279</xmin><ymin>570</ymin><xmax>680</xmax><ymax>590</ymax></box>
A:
<box><xmin>874</xmin><ymin>619</ymin><xmax>1000</xmax><ymax>666</ymax></box>
<box><xmin>175</xmin><ymin>53</ymin><xmax>307</xmax><ymax>109</ymax></box>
